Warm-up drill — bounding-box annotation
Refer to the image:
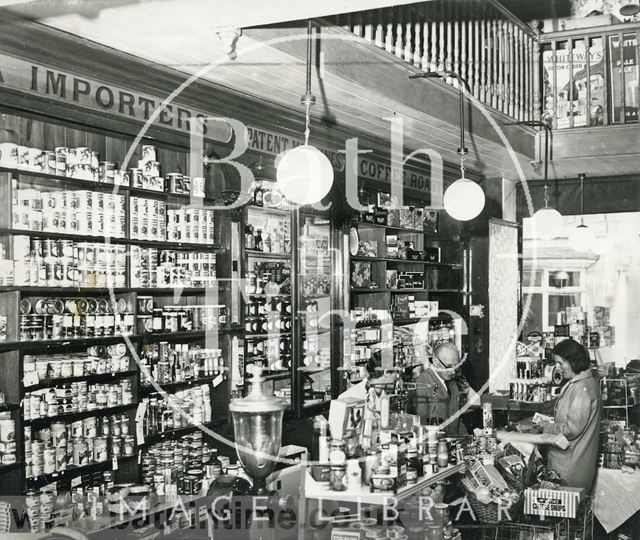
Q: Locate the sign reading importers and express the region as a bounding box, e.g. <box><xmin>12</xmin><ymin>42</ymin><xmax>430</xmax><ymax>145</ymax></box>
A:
<box><xmin>0</xmin><ymin>53</ymin><xmax>233</xmax><ymax>143</ymax></box>
<box><xmin>0</xmin><ymin>53</ymin><xmax>433</xmax><ymax>195</ymax></box>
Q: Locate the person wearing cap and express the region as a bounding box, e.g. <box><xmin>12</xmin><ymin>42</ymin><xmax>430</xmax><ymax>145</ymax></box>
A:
<box><xmin>411</xmin><ymin>342</ymin><xmax>467</xmax><ymax>435</ymax></box>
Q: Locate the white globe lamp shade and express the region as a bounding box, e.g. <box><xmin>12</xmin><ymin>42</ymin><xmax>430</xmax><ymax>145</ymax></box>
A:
<box><xmin>276</xmin><ymin>145</ymin><xmax>334</xmax><ymax>205</ymax></box>
<box><xmin>443</xmin><ymin>178</ymin><xmax>485</xmax><ymax>221</ymax></box>
<box><xmin>568</xmin><ymin>223</ymin><xmax>596</xmax><ymax>250</ymax></box>
<box><xmin>531</xmin><ymin>207</ymin><xmax>564</xmax><ymax>240</ymax></box>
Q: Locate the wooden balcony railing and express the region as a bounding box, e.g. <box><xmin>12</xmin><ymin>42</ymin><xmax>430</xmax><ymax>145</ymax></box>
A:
<box><xmin>331</xmin><ymin>0</ymin><xmax>539</xmax><ymax>122</ymax></box>
<box><xmin>539</xmin><ymin>21</ymin><xmax>640</xmax><ymax>129</ymax></box>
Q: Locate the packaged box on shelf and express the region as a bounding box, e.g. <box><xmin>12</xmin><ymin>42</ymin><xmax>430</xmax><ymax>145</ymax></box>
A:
<box><xmin>424</xmin><ymin>247</ymin><xmax>441</xmax><ymax>263</ymax></box>
<box><xmin>357</xmin><ymin>240</ymin><xmax>378</xmax><ymax>258</ymax></box>
<box><xmin>524</xmin><ymin>487</ymin><xmax>584</xmax><ymax>518</ymax></box>
<box><xmin>424</xmin><ymin>210</ymin><xmax>438</xmax><ymax>233</ymax></box>
<box><xmin>350</xmin><ymin>262</ymin><xmax>371</xmax><ymax>289</ymax></box>
<box><xmin>399</xmin><ymin>207</ymin><xmax>414</xmax><ymax>229</ymax></box>
<box><xmin>386</xmin><ymin>235</ymin><xmax>399</xmax><ymax>258</ymax></box>
<box><xmin>413</xmin><ymin>207</ymin><xmax>425</xmax><ymax>230</ymax></box>
<box><xmin>0</xmin><ymin>259</ymin><xmax>14</xmax><ymax>285</ymax></box>
<box><xmin>414</xmin><ymin>300</ymin><xmax>431</xmax><ymax>318</ymax></box>
<box><xmin>593</xmin><ymin>306</ymin><xmax>610</xmax><ymax>324</ymax></box>
<box><xmin>388</xmin><ymin>209</ymin><xmax>400</xmax><ymax>227</ymax></box>
<box><xmin>386</xmin><ymin>270</ymin><xmax>398</xmax><ymax>289</ymax></box>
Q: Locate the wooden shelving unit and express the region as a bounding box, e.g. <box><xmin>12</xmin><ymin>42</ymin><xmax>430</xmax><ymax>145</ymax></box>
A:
<box><xmin>0</xmin><ymin>113</ymin><xmax>233</xmax><ymax>500</ymax></box>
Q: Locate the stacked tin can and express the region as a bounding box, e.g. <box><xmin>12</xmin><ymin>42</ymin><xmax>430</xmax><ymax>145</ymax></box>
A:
<box><xmin>24</xmin><ymin>380</ymin><xmax>133</xmax><ymax>421</ymax></box>
<box><xmin>0</xmin><ymin>413</ymin><xmax>16</xmax><ymax>465</ymax></box>
<box><xmin>130</xmin><ymin>197</ymin><xmax>167</xmax><ymax>241</ymax></box>
<box><xmin>19</xmin><ymin>296</ymin><xmax>135</xmax><ymax>341</ymax></box>
<box><xmin>136</xmin><ymin>300</ymin><xmax>226</xmax><ymax>334</ymax></box>
<box><xmin>25</xmin><ymin>414</ymin><xmax>134</xmax><ymax>478</ymax></box>
<box><xmin>142</xmin><ymin>433</ymin><xmax>213</xmax><ymax>495</ymax></box>
<box><xmin>12</xmin><ymin>188</ymin><xmax>126</xmax><ymax>238</ymax></box>
<box><xmin>166</xmin><ymin>207</ymin><xmax>215</xmax><ymax>245</ymax></box>
<box><xmin>24</xmin><ymin>348</ymin><xmax>129</xmax><ymax>388</ymax></box>
<box><xmin>12</xmin><ymin>237</ymin><xmax>127</xmax><ymax>288</ymax></box>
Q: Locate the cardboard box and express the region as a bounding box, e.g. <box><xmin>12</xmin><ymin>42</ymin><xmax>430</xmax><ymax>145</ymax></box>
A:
<box><xmin>386</xmin><ymin>270</ymin><xmax>398</xmax><ymax>289</ymax></box>
<box><xmin>357</xmin><ymin>240</ymin><xmax>378</xmax><ymax>258</ymax></box>
<box><xmin>350</xmin><ymin>262</ymin><xmax>371</xmax><ymax>289</ymax></box>
<box><xmin>399</xmin><ymin>207</ymin><xmax>414</xmax><ymax>229</ymax></box>
<box><xmin>524</xmin><ymin>487</ymin><xmax>584</xmax><ymax>518</ymax></box>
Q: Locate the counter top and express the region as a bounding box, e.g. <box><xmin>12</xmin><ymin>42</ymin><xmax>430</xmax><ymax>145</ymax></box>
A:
<box><xmin>304</xmin><ymin>462</ymin><xmax>466</xmax><ymax>505</ymax></box>
<box><xmin>71</xmin><ymin>494</ymin><xmax>204</xmax><ymax>536</ymax></box>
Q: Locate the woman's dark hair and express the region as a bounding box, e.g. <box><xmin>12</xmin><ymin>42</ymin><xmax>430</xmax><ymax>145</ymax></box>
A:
<box><xmin>552</xmin><ymin>338</ymin><xmax>591</xmax><ymax>374</ymax></box>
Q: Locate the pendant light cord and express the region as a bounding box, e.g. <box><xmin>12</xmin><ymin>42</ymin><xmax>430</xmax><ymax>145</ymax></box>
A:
<box><xmin>457</xmin><ymin>78</ymin><xmax>467</xmax><ymax>179</ymax></box>
<box><xmin>579</xmin><ymin>173</ymin><xmax>586</xmax><ymax>225</ymax></box>
<box><xmin>302</xmin><ymin>19</ymin><xmax>315</xmax><ymax>146</ymax></box>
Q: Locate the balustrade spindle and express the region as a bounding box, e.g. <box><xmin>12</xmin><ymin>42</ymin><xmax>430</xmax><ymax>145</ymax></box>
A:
<box><xmin>532</xmin><ymin>32</ymin><xmax>541</xmax><ymax>122</ymax></box>
<box><xmin>446</xmin><ymin>3</ymin><xmax>454</xmax><ymax>78</ymax></box>
<box><xmin>474</xmin><ymin>6</ymin><xmax>481</xmax><ymax>100</ymax></box>
<box><xmin>480</xmin><ymin>12</ymin><xmax>488</xmax><ymax>104</ymax></box>
<box><xmin>453</xmin><ymin>12</ymin><xmax>461</xmax><ymax>79</ymax></box>
<box><xmin>438</xmin><ymin>11</ymin><xmax>446</xmax><ymax>72</ymax></box>
<box><xmin>404</xmin><ymin>7</ymin><xmax>414</xmax><ymax>63</ymax></box>
<box><xmin>385</xmin><ymin>8</ymin><xmax>394</xmax><ymax>54</ymax></box>
<box><xmin>461</xmin><ymin>17</ymin><xmax>468</xmax><ymax>88</ymax></box>
<box><xmin>395</xmin><ymin>8</ymin><xmax>404</xmax><ymax>59</ymax></box>
<box><xmin>364</xmin><ymin>11</ymin><xmax>373</xmax><ymax>42</ymax></box>
<box><xmin>507</xmin><ymin>21</ymin><xmax>515</xmax><ymax>118</ymax></box>
<box><xmin>414</xmin><ymin>20</ymin><xmax>422</xmax><ymax>67</ymax></box>
<box><xmin>422</xmin><ymin>17</ymin><xmax>430</xmax><ymax>69</ymax></box>
<box><xmin>374</xmin><ymin>10</ymin><xmax>384</xmax><ymax>48</ymax></box>
<box><xmin>497</xmin><ymin>19</ymin><xmax>504</xmax><ymax>112</ymax></box>
<box><xmin>352</xmin><ymin>13</ymin><xmax>360</xmax><ymax>37</ymax></box>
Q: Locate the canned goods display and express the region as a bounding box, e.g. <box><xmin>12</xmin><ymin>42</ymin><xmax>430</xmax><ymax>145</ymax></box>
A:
<box><xmin>142</xmin><ymin>435</ymin><xmax>220</xmax><ymax>495</ymax></box>
<box><xmin>12</xmin><ymin>188</ymin><xmax>126</xmax><ymax>238</ymax></box>
<box><xmin>130</xmin><ymin>247</ymin><xmax>216</xmax><ymax>288</ymax></box>
<box><xmin>24</xmin><ymin>380</ymin><xmax>133</xmax><ymax>421</ymax></box>
<box><xmin>23</xmin><ymin>347</ymin><xmax>131</xmax><ymax>388</ymax></box>
<box><xmin>19</xmin><ymin>295</ymin><xmax>135</xmax><ymax>341</ymax></box>
<box><xmin>136</xmin><ymin>297</ymin><xmax>226</xmax><ymax>334</ymax></box>
<box><xmin>166</xmin><ymin>207</ymin><xmax>215</xmax><ymax>245</ymax></box>
<box><xmin>25</xmin><ymin>413</ymin><xmax>132</xmax><ymax>478</ymax></box>
<box><xmin>0</xmin><ymin>415</ymin><xmax>17</xmax><ymax>465</ymax></box>
<box><xmin>140</xmin><ymin>342</ymin><xmax>225</xmax><ymax>385</ymax></box>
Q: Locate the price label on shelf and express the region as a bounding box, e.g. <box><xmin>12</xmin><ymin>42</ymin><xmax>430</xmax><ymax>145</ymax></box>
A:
<box><xmin>212</xmin><ymin>374</ymin><xmax>224</xmax><ymax>388</ymax></box>
<box><xmin>71</xmin><ymin>476</ymin><xmax>82</xmax><ymax>488</ymax></box>
<box><xmin>112</xmin><ymin>457</ymin><xmax>118</xmax><ymax>471</ymax></box>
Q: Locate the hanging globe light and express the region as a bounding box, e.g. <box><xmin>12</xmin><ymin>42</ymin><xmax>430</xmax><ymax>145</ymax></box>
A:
<box><xmin>532</xmin><ymin>183</ymin><xmax>563</xmax><ymax>240</ymax></box>
<box><xmin>276</xmin><ymin>144</ymin><xmax>334</xmax><ymax>205</ymax></box>
<box><xmin>443</xmin><ymin>176</ymin><xmax>485</xmax><ymax>221</ymax></box>
<box><xmin>276</xmin><ymin>20</ymin><xmax>333</xmax><ymax>206</ymax></box>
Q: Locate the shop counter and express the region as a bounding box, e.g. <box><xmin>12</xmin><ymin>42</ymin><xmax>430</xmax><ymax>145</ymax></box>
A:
<box><xmin>71</xmin><ymin>494</ymin><xmax>205</xmax><ymax>537</ymax></box>
<box><xmin>304</xmin><ymin>462</ymin><xmax>466</xmax><ymax>505</ymax></box>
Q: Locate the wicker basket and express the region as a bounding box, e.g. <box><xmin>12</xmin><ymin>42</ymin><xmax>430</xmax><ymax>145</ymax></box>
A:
<box><xmin>466</xmin><ymin>491</ymin><xmax>523</xmax><ymax>524</ymax></box>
